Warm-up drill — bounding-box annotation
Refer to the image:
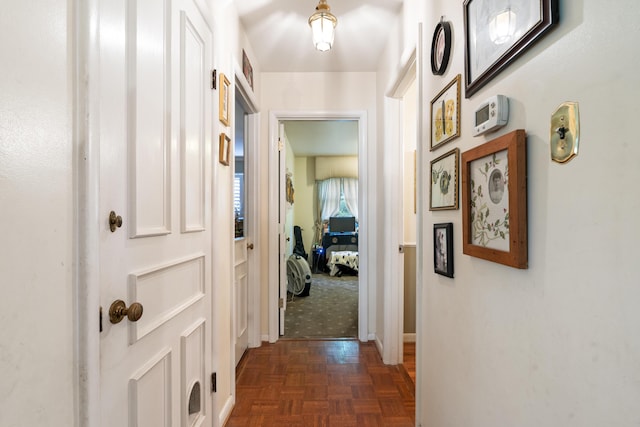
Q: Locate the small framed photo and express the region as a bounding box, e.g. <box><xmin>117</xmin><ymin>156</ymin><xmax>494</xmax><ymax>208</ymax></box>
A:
<box><xmin>430</xmin><ymin>74</ymin><xmax>461</xmax><ymax>151</ymax></box>
<box><xmin>463</xmin><ymin>0</ymin><xmax>559</xmax><ymax>98</ymax></box>
<box><xmin>219</xmin><ymin>73</ymin><xmax>230</xmax><ymax>126</ymax></box>
<box><xmin>430</xmin><ymin>148</ymin><xmax>459</xmax><ymax>211</ymax></box>
<box><xmin>242</xmin><ymin>49</ymin><xmax>254</xmax><ymax>90</ymax></box>
<box><xmin>219</xmin><ymin>133</ymin><xmax>230</xmax><ymax>166</ymax></box>
<box><xmin>461</xmin><ymin>129</ymin><xmax>527</xmax><ymax>268</ymax></box>
<box><xmin>434</xmin><ymin>223</ymin><xmax>454</xmax><ymax>278</ymax></box>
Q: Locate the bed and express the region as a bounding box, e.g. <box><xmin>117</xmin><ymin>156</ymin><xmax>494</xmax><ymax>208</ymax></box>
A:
<box><xmin>327</xmin><ymin>250</ymin><xmax>359</xmax><ymax>276</ymax></box>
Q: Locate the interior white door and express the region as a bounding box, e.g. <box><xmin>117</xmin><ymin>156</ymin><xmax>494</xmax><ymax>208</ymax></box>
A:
<box><xmin>234</xmin><ymin>111</ymin><xmax>249</xmax><ymax>366</ymax></box>
<box><xmin>278</xmin><ymin>123</ymin><xmax>287</xmax><ymax>335</ymax></box>
<box><xmin>99</xmin><ymin>1</ymin><xmax>213</xmax><ymax>426</ymax></box>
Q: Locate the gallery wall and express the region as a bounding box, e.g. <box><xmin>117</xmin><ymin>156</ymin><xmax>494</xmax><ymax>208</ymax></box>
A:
<box><xmin>378</xmin><ymin>0</ymin><xmax>640</xmax><ymax>425</ymax></box>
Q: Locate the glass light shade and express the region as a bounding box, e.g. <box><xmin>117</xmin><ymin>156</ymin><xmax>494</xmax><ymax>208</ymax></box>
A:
<box><xmin>309</xmin><ymin>2</ymin><xmax>337</xmax><ymax>51</ymax></box>
<box><xmin>489</xmin><ymin>9</ymin><xmax>517</xmax><ymax>45</ymax></box>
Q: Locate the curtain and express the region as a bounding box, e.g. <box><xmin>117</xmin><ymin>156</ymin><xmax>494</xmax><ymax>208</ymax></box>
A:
<box><xmin>343</xmin><ymin>178</ymin><xmax>358</xmax><ymax>222</ymax></box>
<box><xmin>318</xmin><ymin>178</ymin><xmax>341</xmax><ymax>220</ymax></box>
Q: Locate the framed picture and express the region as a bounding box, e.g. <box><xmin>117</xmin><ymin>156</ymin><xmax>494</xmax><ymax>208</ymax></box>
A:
<box><xmin>430</xmin><ymin>74</ymin><xmax>461</xmax><ymax>151</ymax></box>
<box><xmin>219</xmin><ymin>73</ymin><xmax>230</xmax><ymax>126</ymax></box>
<box><xmin>219</xmin><ymin>133</ymin><xmax>230</xmax><ymax>166</ymax></box>
<box><xmin>242</xmin><ymin>49</ymin><xmax>254</xmax><ymax>90</ymax></box>
<box><xmin>461</xmin><ymin>129</ymin><xmax>527</xmax><ymax>268</ymax></box>
<box><xmin>430</xmin><ymin>148</ymin><xmax>459</xmax><ymax>211</ymax></box>
<box><xmin>434</xmin><ymin>223</ymin><xmax>454</xmax><ymax>277</ymax></box>
<box><xmin>463</xmin><ymin>0</ymin><xmax>559</xmax><ymax>98</ymax></box>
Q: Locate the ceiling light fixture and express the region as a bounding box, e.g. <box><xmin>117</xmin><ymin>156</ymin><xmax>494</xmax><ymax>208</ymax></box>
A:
<box><xmin>308</xmin><ymin>0</ymin><xmax>337</xmax><ymax>52</ymax></box>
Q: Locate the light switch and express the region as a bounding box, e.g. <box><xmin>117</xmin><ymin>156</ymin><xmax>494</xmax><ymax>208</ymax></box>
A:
<box><xmin>550</xmin><ymin>102</ymin><xmax>580</xmax><ymax>163</ymax></box>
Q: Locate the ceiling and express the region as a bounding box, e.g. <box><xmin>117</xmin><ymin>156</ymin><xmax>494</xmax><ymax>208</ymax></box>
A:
<box><xmin>234</xmin><ymin>0</ymin><xmax>403</xmax><ymax>72</ymax></box>
<box><xmin>283</xmin><ymin>120</ymin><xmax>358</xmax><ymax>157</ymax></box>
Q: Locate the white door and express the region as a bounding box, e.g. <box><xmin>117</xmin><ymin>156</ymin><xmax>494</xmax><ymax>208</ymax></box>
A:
<box><xmin>278</xmin><ymin>123</ymin><xmax>288</xmax><ymax>335</ymax></box>
<box><xmin>99</xmin><ymin>1</ymin><xmax>214</xmax><ymax>426</ymax></box>
<box><xmin>234</xmin><ymin>110</ymin><xmax>249</xmax><ymax>365</ymax></box>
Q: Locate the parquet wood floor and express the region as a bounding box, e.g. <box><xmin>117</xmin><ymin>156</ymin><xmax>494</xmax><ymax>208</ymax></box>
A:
<box><xmin>225</xmin><ymin>339</ymin><xmax>415</xmax><ymax>426</ymax></box>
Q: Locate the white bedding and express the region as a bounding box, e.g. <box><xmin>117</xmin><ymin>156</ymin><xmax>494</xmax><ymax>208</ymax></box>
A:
<box><xmin>328</xmin><ymin>250</ymin><xmax>359</xmax><ymax>276</ymax></box>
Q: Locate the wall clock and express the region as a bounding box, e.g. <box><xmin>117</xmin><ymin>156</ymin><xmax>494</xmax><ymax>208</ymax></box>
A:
<box><xmin>431</xmin><ymin>18</ymin><xmax>452</xmax><ymax>75</ymax></box>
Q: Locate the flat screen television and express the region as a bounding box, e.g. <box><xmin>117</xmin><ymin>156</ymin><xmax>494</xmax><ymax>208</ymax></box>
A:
<box><xmin>329</xmin><ymin>216</ymin><xmax>356</xmax><ymax>233</ymax></box>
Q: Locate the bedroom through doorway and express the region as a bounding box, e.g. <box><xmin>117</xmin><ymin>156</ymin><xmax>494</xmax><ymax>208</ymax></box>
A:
<box><xmin>280</xmin><ymin>119</ymin><xmax>360</xmax><ymax>339</ymax></box>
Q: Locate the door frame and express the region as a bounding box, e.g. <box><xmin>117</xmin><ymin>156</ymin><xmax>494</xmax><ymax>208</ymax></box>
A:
<box><xmin>267</xmin><ymin>110</ymin><xmax>369</xmax><ymax>343</ymax></box>
<box><xmin>384</xmin><ymin>47</ymin><xmax>417</xmax><ymax>365</ymax></box>
<box><xmin>233</xmin><ymin>61</ymin><xmax>261</xmax><ymax>350</ymax></box>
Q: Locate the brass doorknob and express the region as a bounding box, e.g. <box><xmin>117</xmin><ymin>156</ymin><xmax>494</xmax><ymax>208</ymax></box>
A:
<box><xmin>247</xmin><ymin>243</ymin><xmax>254</xmax><ymax>250</ymax></box>
<box><xmin>109</xmin><ymin>299</ymin><xmax>144</xmax><ymax>324</ymax></box>
<box><xmin>109</xmin><ymin>211</ymin><xmax>123</xmax><ymax>232</ymax></box>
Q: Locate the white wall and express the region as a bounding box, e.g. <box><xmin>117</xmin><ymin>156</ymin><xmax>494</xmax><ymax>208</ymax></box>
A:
<box><xmin>293</xmin><ymin>157</ymin><xmax>316</xmax><ymax>254</ymax></box>
<box><xmin>260</xmin><ymin>72</ymin><xmax>378</xmax><ymax>338</ymax></box>
<box><xmin>0</xmin><ymin>1</ymin><xmax>75</xmax><ymax>425</ymax></box>
<box><xmin>380</xmin><ymin>0</ymin><xmax>640</xmax><ymax>425</ymax></box>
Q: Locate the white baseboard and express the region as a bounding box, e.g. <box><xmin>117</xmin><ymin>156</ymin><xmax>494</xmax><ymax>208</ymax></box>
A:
<box><xmin>403</xmin><ymin>333</ymin><xmax>416</xmax><ymax>343</ymax></box>
<box><xmin>218</xmin><ymin>395</ymin><xmax>234</xmax><ymax>427</ymax></box>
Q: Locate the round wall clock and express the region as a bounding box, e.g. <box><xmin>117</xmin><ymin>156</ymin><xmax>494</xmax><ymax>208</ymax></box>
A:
<box><xmin>431</xmin><ymin>19</ymin><xmax>452</xmax><ymax>75</ymax></box>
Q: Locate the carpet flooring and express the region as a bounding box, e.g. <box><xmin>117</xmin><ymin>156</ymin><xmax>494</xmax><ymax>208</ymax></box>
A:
<box><xmin>285</xmin><ymin>273</ymin><xmax>359</xmax><ymax>338</ymax></box>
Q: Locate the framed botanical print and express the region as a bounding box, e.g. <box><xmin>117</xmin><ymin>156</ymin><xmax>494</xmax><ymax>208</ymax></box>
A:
<box><xmin>430</xmin><ymin>148</ymin><xmax>459</xmax><ymax>211</ymax></box>
<box><xmin>219</xmin><ymin>73</ymin><xmax>230</xmax><ymax>126</ymax></box>
<box><xmin>430</xmin><ymin>74</ymin><xmax>461</xmax><ymax>151</ymax></box>
<box><xmin>461</xmin><ymin>129</ymin><xmax>527</xmax><ymax>268</ymax></box>
<box><xmin>219</xmin><ymin>133</ymin><xmax>230</xmax><ymax>166</ymax></box>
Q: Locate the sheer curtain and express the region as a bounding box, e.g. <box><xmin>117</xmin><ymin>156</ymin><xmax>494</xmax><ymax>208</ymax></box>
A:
<box><xmin>314</xmin><ymin>178</ymin><xmax>341</xmax><ymax>244</ymax></box>
<box><xmin>342</xmin><ymin>178</ymin><xmax>358</xmax><ymax>222</ymax></box>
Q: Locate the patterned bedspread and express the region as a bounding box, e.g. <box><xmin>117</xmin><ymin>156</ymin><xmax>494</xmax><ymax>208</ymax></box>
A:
<box><xmin>328</xmin><ymin>251</ymin><xmax>359</xmax><ymax>276</ymax></box>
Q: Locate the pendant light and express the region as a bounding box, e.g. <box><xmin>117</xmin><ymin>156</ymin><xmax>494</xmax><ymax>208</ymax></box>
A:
<box><xmin>308</xmin><ymin>0</ymin><xmax>337</xmax><ymax>51</ymax></box>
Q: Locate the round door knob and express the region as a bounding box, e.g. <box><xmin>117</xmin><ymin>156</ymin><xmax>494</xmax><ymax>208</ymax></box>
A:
<box><xmin>109</xmin><ymin>211</ymin><xmax>123</xmax><ymax>232</ymax></box>
<box><xmin>109</xmin><ymin>299</ymin><xmax>144</xmax><ymax>324</ymax></box>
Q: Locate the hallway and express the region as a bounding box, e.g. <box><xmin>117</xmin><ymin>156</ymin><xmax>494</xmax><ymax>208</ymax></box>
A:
<box><xmin>225</xmin><ymin>340</ymin><xmax>415</xmax><ymax>426</ymax></box>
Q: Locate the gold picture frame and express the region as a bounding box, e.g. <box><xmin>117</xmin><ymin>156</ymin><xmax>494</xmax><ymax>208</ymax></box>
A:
<box><xmin>461</xmin><ymin>129</ymin><xmax>527</xmax><ymax>269</ymax></box>
<box><xmin>430</xmin><ymin>148</ymin><xmax>459</xmax><ymax>211</ymax></box>
<box><xmin>430</xmin><ymin>74</ymin><xmax>461</xmax><ymax>151</ymax></box>
<box><xmin>219</xmin><ymin>133</ymin><xmax>230</xmax><ymax>166</ymax></box>
<box><xmin>219</xmin><ymin>73</ymin><xmax>230</xmax><ymax>126</ymax></box>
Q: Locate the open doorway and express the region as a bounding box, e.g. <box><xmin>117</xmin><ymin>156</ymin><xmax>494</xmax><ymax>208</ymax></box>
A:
<box><xmin>267</xmin><ymin>110</ymin><xmax>369</xmax><ymax>343</ymax></box>
<box><xmin>281</xmin><ymin>120</ymin><xmax>359</xmax><ymax>338</ymax></box>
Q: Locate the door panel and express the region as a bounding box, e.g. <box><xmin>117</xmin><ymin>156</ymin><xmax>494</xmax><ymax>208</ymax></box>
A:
<box><xmin>234</xmin><ymin>239</ymin><xmax>249</xmax><ymax>365</ymax></box>
<box><xmin>99</xmin><ymin>0</ymin><xmax>212</xmax><ymax>426</ymax></box>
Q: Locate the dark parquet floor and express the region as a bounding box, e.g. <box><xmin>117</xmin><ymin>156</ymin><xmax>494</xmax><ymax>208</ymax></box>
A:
<box><xmin>225</xmin><ymin>339</ymin><xmax>415</xmax><ymax>426</ymax></box>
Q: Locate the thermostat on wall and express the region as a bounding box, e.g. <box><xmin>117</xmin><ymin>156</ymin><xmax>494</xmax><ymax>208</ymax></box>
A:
<box><xmin>472</xmin><ymin>95</ymin><xmax>509</xmax><ymax>136</ymax></box>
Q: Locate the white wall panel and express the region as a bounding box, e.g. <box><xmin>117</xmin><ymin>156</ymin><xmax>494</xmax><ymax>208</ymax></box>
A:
<box><xmin>129</xmin><ymin>349</ymin><xmax>172</xmax><ymax>427</ymax></box>
<box><xmin>180</xmin><ymin>11</ymin><xmax>205</xmax><ymax>233</ymax></box>
<box><xmin>128</xmin><ymin>254</ymin><xmax>205</xmax><ymax>343</ymax></box>
<box><xmin>127</xmin><ymin>0</ymin><xmax>171</xmax><ymax>237</ymax></box>
<box><xmin>235</xmin><ymin>264</ymin><xmax>248</xmax><ymax>340</ymax></box>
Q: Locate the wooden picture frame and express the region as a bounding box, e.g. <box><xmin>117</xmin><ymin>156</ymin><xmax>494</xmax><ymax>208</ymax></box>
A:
<box><xmin>242</xmin><ymin>49</ymin><xmax>254</xmax><ymax>90</ymax></box>
<box><xmin>461</xmin><ymin>129</ymin><xmax>527</xmax><ymax>268</ymax></box>
<box><xmin>219</xmin><ymin>133</ymin><xmax>230</xmax><ymax>166</ymax></box>
<box><xmin>219</xmin><ymin>73</ymin><xmax>230</xmax><ymax>126</ymax></box>
<box><xmin>430</xmin><ymin>148</ymin><xmax>459</xmax><ymax>211</ymax></box>
<box><xmin>430</xmin><ymin>74</ymin><xmax>461</xmax><ymax>151</ymax></box>
<box><xmin>434</xmin><ymin>223</ymin><xmax>454</xmax><ymax>278</ymax></box>
<box><xmin>463</xmin><ymin>0</ymin><xmax>559</xmax><ymax>98</ymax></box>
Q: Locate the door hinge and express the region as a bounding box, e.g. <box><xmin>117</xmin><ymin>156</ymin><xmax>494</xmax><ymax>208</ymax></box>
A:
<box><xmin>277</xmin><ymin>138</ymin><xmax>284</xmax><ymax>152</ymax></box>
<box><xmin>279</xmin><ymin>298</ymin><xmax>284</xmax><ymax>308</ymax></box>
<box><xmin>211</xmin><ymin>69</ymin><xmax>217</xmax><ymax>90</ymax></box>
<box><xmin>211</xmin><ymin>372</ymin><xmax>217</xmax><ymax>393</ymax></box>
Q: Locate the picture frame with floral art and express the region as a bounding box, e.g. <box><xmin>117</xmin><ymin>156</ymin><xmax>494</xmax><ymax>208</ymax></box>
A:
<box><xmin>219</xmin><ymin>73</ymin><xmax>230</xmax><ymax>126</ymax></box>
<box><xmin>461</xmin><ymin>129</ymin><xmax>527</xmax><ymax>268</ymax></box>
<box><xmin>430</xmin><ymin>148</ymin><xmax>459</xmax><ymax>211</ymax></box>
<box><xmin>430</xmin><ymin>74</ymin><xmax>461</xmax><ymax>151</ymax></box>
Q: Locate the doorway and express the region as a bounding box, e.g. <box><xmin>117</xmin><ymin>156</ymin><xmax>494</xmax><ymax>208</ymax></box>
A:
<box><xmin>267</xmin><ymin>111</ymin><xmax>369</xmax><ymax>343</ymax></box>
<box><xmin>281</xmin><ymin>120</ymin><xmax>360</xmax><ymax>339</ymax></box>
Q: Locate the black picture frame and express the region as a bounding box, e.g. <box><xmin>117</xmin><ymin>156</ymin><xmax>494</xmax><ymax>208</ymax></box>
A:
<box><xmin>463</xmin><ymin>0</ymin><xmax>559</xmax><ymax>98</ymax></box>
<box><xmin>430</xmin><ymin>19</ymin><xmax>452</xmax><ymax>75</ymax></box>
<box><xmin>434</xmin><ymin>223</ymin><xmax>454</xmax><ymax>278</ymax></box>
